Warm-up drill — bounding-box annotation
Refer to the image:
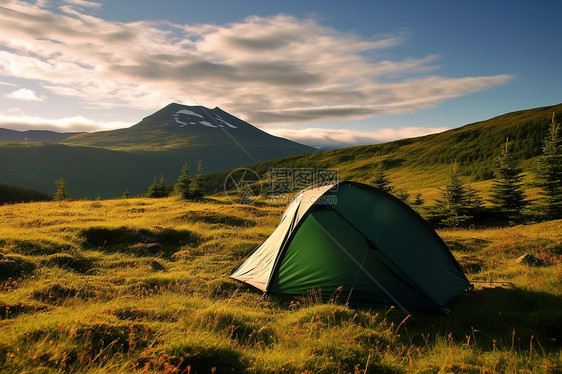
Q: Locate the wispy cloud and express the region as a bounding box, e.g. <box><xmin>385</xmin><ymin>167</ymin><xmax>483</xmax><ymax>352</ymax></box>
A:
<box><xmin>0</xmin><ymin>1</ymin><xmax>512</xmax><ymax>129</ymax></box>
<box><xmin>63</xmin><ymin>0</ymin><xmax>102</xmax><ymax>8</ymax></box>
<box><xmin>5</xmin><ymin>88</ymin><xmax>45</xmax><ymax>101</ymax></box>
<box><xmin>268</xmin><ymin>126</ymin><xmax>450</xmax><ymax>148</ymax></box>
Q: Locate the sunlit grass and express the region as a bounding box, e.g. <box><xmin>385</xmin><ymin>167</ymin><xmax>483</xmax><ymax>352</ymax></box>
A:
<box><xmin>0</xmin><ymin>197</ymin><xmax>560</xmax><ymax>373</ymax></box>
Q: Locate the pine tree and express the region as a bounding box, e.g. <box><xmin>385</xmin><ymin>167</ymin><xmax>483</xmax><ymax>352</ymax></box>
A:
<box><xmin>395</xmin><ymin>189</ymin><xmax>410</xmax><ymax>203</ymax></box>
<box><xmin>372</xmin><ymin>163</ymin><xmax>393</xmax><ymax>193</ymax></box>
<box><xmin>412</xmin><ymin>192</ymin><xmax>424</xmax><ymax>206</ymax></box>
<box><xmin>53</xmin><ymin>177</ymin><xmax>69</xmax><ymax>201</ymax></box>
<box><xmin>534</xmin><ymin>113</ymin><xmax>562</xmax><ymax>219</ymax></box>
<box><xmin>489</xmin><ymin>139</ymin><xmax>527</xmax><ymax>219</ymax></box>
<box><xmin>425</xmin><ymin>163</ymin><xmax>476</xmax><ymax>227</ymax></box>
<box><xmin>174</xmin><ymin>163</ymin><xmax>192</xmax><ymax>199</ymax></box>
<box><xmin>190</xmin><ymin>160</ymin><xmax>206</xmax><ymax>199</ymax></box>
<box><xmin>157</xmin><ymin>174</ymin><xmax>168</xmax><ymax>197</ymax></box>
<box><xmin>121</xmin><ymin>188</ymin><xmax>130</xmax><ymax>199</ymax></box>
<box><xmin>147</xmin><ymin>174</ymin><xmax>168</xmax><ymax>198</ymax></box>
<box><xmin>146</xmin><ymin>177</ymin><xmax>159</xmax><ymax>198</ymax></box>
<box><xmin>465</xmin><ymin>184</ymin><xmax>482</xmax><ymax>210</ymax></box>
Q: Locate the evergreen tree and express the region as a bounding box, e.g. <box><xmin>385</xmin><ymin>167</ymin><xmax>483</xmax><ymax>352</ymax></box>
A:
<box><xmin>121</xmin><ymin>188</ymin><xmax>130</xmax><ymax>199</ymax></box>
<box><xmin>190</xmin><ymin>160</ymin><xmax>206</xmax><ymax>198</ymax></box>
<box><xmin>147</xmin><ymin>174</ymin><xmax>168</xmax><ymax>198</ymax></box>
<box><xmin>489</xmin><ymin>139</ymin><xmax>527</xmax><ymax>218</ymax></box>
<box><xmin>0</xmin><ymin>183</ymin><xmax>51</xmax><ymax>204</ymax></box>
<box><xmin>158</xmin><ymin>174</ymin><xmax>168</xmax><ymax>197</ymax></box>
<box><xmin>174</xmin><ymin>163</ymin><xmax>192</xmax><ymax>199</ymax></box>
<box><xmin>395</xmin><ymin>189</ymin><xmax>410</xmax><ymax>203</ymax></box>
<box><xmin>53</xmin><ymin>177</ymin><xmax>69</xmax><ymax>201</ymax></box>
<box><xmin>534</xmin><ymin>113</ymin><xmax>562</xmax><ymax>219</ymax></box>
<box><xmin>425</xmin><ymin>163</ymin><xmax>478</xmax><ymax>227</ymax></box>
<box><xmin>465</xmin><ymin>184</ymin><xmax>482</xmax><ymax>210</ymax></box>
<box><xmin>371</xmin><ymin>163</ymin><xmax>393</xmax><ymax>193</ymax></box>
<box><xmin>412</xmin><ymin>192</ymin><xmax>424</xmax><ymax>206</ymax></box>
<box><xmin>146</xmin><ymin>177</ymin><xmax>159</xmax><ymax>198</ymax></box>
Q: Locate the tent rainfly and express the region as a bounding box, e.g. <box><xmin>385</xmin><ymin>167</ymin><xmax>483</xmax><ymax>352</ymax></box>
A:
<box><xmin>231</xmin><ymin>181</ymin><xmax>471</xmax><ymax>309</ymax></box>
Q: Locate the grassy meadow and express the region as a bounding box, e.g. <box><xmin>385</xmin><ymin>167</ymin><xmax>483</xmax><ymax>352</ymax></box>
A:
<box><xmin>0</xmin><ymin>196</ymin><xmax>560</xmax><ymax>373</ymax></box>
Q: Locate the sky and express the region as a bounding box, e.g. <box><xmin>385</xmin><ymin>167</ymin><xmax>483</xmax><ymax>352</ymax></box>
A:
<box><xmin>0</xmin><ymin>0</ymin><xmax>560</xmax><ymax>149</ymax></box>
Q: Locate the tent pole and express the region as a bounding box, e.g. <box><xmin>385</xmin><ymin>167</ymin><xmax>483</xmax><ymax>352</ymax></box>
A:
<box><xmin>345</xmin><ymin>246</ymin><xmax>370</xmax><ymax>306</ymax></box>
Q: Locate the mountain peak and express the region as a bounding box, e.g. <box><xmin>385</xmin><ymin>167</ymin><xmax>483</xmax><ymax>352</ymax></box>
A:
<box><xmin>136</xmin><ymin>103</ymin><xmax>242</xmax><ymax>130</ymax></box>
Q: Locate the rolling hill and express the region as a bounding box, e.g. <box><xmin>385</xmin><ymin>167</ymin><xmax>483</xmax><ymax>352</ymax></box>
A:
<box><xmin>0</xmin><ymin>128</ymin><xmax>80</xmax><ymax>143</ymax></box>
<box><xmin>0</xmin><ymin>182</ymin><xmax>51</xmax><ymax>204</ymax></box>
<box><xmin>0</xmin><ymin>104</ymin><xmax>313</xmax><ymax>198</ymax></box>
<box><xmin>207</xmin><ymin>103</ymin><xmax>562</xmax><ymax>197</ymax></box>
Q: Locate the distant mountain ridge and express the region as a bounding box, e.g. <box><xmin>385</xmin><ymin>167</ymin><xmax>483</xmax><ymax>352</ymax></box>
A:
<box><xmin>0</xmin><ymin>104</ymin><xmax>314</xmax><ymax>197</ymax></box>
<box><xmin>0</xmin><ymin>128</ymin><xmax>80</xmax><ymax>143</ymax></box>
<box><xmin>61</xmin><ymin>104</ymin><xmax>303</xmax><ymax>155</ymax></box>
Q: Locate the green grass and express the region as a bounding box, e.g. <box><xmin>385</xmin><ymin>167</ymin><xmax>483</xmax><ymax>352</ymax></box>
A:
<box><xmin>0</xmin><ymin>196</ymin><xmax>560</xmax><ymax>373</ymax></box>
<box><xmin>207</xmin><ymin>102</ymin><xmax>562</xmax><ymax>204</ymax></box>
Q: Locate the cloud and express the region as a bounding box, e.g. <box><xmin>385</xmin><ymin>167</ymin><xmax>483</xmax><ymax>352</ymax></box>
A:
<box><xmin>63</xmin><ymin>0</ymin><xmax>102</xmax><ymax>8</ymax></box>
<box><xmin>0</xmin><ymin>113</ymin><xmax>130</xmax><ymax>132</ymax></box>
<box><xmin>268</xmin><ymin>126</ymin><xmax>450</xmax><ymax>149</ymax></box>
<box><xmin>5</xmin><ymin>88</ymin><xmax>45</xmax><ymax>101</ymax></box>
<box><xmin>0</xmin><ymin>1</ymin><xmax>513</xmax><ymax>127</ymax></box>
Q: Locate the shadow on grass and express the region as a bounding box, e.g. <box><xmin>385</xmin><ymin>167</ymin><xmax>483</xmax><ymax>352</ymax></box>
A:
<box><xmin>31</xmin><ymin>284</ymin><xmax>112</xmax><ymax>305</ymax></box>
<box><xmin>178</xmin><ymin>211</ymin><xmax>255</xmax><ymax>227</ymax></box>
<box><xmin>80</xmin><ymin>226</ymin><xmax>201</xmax><ymax>257</ymax></box>
<box><xmin>445</xmin><ymin>238</ymin><xmax>491</xmax><ymax>252</ymax></box>
<box><xmin>41</xmin><ymin>253</ymin><xmax>95</xmax><ymax>273</ymax></box>
<box><xmin>0</xmin><ymin>239</ymin><xmax>72</xmax><ymax>256</ymax></box>
<box><xmin>402</xmin><ymin>287</ymin><xmax>562</xmax><ymax>351</ymax></box>
<box><xmin>0</xmin><ymin>302</ymin><xmax>50</xmax><ymax>320</ymax></box>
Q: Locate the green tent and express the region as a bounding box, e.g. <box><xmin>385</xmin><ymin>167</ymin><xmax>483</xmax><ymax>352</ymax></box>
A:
<box><xmin>231</xmin><ymin>181</ymin><xmax>471</xmax><ymax>309</ymax></box>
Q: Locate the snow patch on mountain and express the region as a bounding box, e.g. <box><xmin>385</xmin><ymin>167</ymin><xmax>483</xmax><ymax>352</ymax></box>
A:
<box><xmin>172</xmin><ymin>109</ymin><xmax>237</xmax><ymax>129</ymax></box>
<box><xmin>214</xmin><ymin>114</ymin><xmax>237</xmax><ymax>128</ymax></box>
<box><xmin>176</xmin><ymin>109</ymin><xmax>203</xmax><ymax>118</ymax></box>
<box><xmin>199</xmin><ymin>120</ymin><xmax>216</xmax><ymax>128</ymax></box>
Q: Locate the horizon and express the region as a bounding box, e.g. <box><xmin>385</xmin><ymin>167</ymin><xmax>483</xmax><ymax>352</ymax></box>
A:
<box><xmin>0</xmin><ymin>0</ymin><xmax>560</xmax><ymax>148</ymax></box>
<box><xmin>2</xmin><ymin>101</ymin><xmax>560</xmax><ymax>151</ymax></box>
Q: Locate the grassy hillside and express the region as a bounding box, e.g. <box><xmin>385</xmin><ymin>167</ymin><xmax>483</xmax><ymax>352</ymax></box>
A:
<box><xmin>0</xmin><ymin>197</ymin><xmax>560</xmax><ymax>373</ymax></box>
<box><xmin>0</xmin><ymin>183</ymin><xmax>51</xmax><ymax>204</ymax></box>
<box><xmin>207</xmin><ymin>103</ymin><xmax>562</xmax><ymax>202</ymax></box>
<box><xmin>0</xmin><ymin>141</ymin><xmax>314</xmax><ymax>199</ymax></box>
<box><xmin>0</xmin><ymin>104</ymin><xmax>313</xmax><ymax>198</ymax></box>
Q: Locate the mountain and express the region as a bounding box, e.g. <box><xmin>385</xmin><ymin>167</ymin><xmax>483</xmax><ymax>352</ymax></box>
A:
<box><xmin>0</xmin><ymin>128</ymin><xmax>80</xmax><ymax>143</ymax></box>
<box><xmin>62</xmin><ymin>104</ymin><xmax>312</xmax><ymax>158</ymax></box>
<box><xmin>207</xmin><ymin>103</ymin><xmax>562</xmax><ymax>193</ymax></box>
<box><xmin>0</xmin><ymin>104</ymin><xmax>313</xmax><ymax>198</ymax></box>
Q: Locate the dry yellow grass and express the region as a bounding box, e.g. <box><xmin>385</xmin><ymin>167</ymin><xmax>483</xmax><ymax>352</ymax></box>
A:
<box><xmin>0</xmin><ymin>197</ymin><xmax>560</xmax><ymax>373</ymax></box>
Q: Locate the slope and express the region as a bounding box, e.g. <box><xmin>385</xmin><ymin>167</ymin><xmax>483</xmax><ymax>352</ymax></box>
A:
<box><xmin>207</xmin><ymin>103</ymin><xmax>562</xmax><ymax>195</ymax></box>
<box><xmin>0</xmin><ymin>181</ymin><xmax>51</xmax><ymax>204</ymax></box>
<box><xmin>0</xmin><ymin>104</ymin><xmax>314</xmax><ymax>198</ymax></box>
<box><xmin>0</xmin><ymin>128</ymin><xmax>80</xmax><ymax>143</ymax></box>
<box><xmin>62</xmin><ymin>103</ymin><xmax>313</xmax><ymax>157</ymax></box>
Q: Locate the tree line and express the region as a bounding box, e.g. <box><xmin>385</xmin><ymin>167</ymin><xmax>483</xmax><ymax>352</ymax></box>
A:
<box><xmin>144</xmin><ymin>160</ymin><xmax>206</xmax><ymax>199</ymax></box>
<box><xmin>53</xmin><ymin>160</ymin><xmax>207</xmax><ymax>201</ymax></box>
<box><xmin>0</xmin><ymin>183</ymin><xmax>51</xmax><ymax>204</ymax></box>
<box><xmin>372</xmin><ymin>114</ymin><xmax>561</xmax><ymax>227</ymax></box>
<box><xmin>50</xmin><ymin>113</ymin><xmax>560</xmax><ymax>226</ymax></box>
